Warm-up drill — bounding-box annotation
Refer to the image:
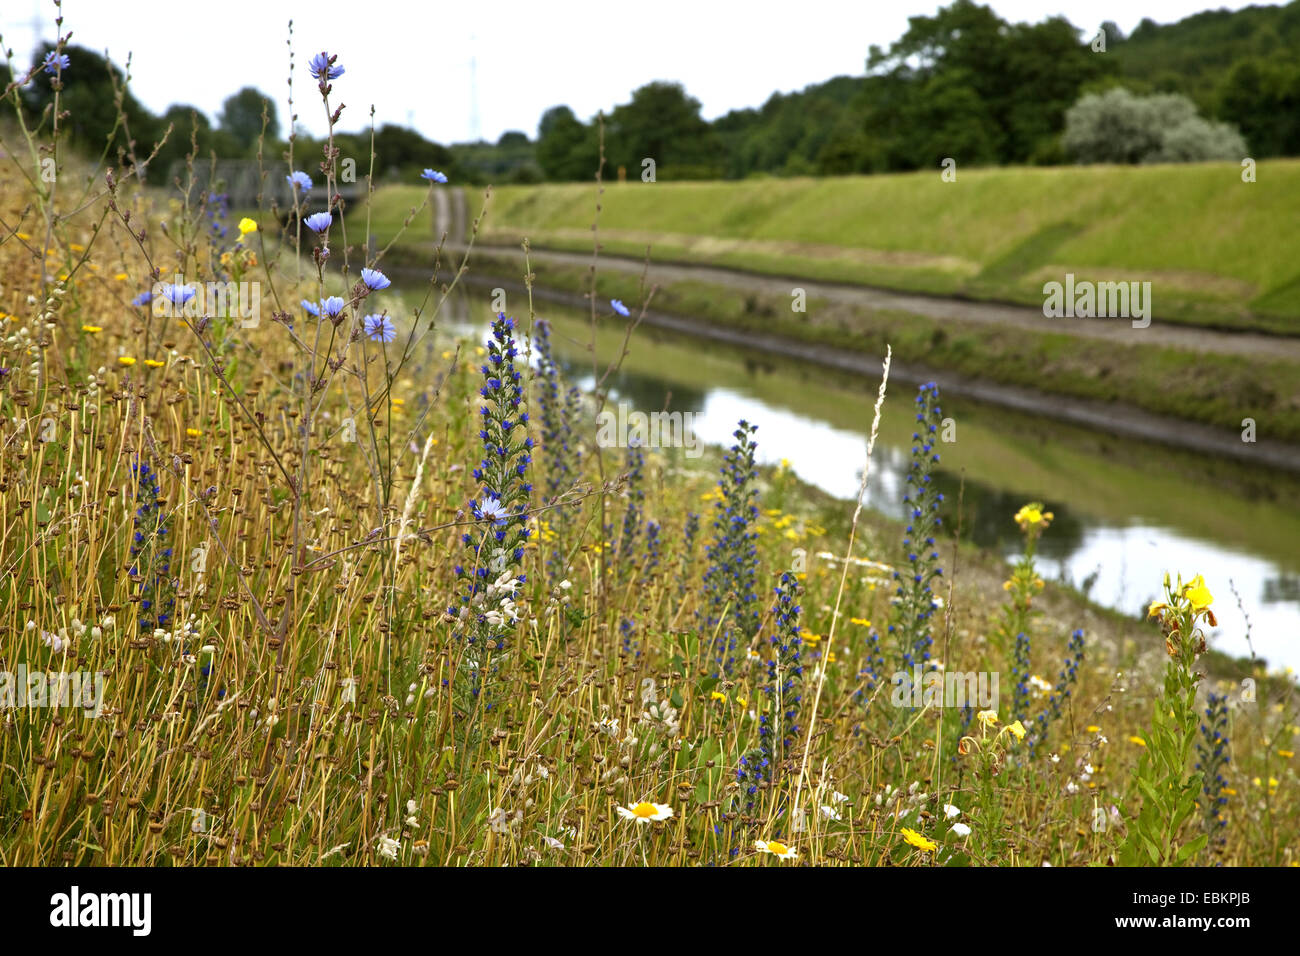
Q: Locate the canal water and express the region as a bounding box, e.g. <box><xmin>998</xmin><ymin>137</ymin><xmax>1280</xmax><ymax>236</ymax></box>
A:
<box><xmin>422</xmin><ymin>287</ymin><xmax>1300</xmax><ymax>673</ymax></box>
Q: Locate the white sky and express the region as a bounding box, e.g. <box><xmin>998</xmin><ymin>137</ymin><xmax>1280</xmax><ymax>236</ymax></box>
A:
<box><xmin>0</xmin><ymin>0</ymin><xmax>1282</xmax><ymax>143</ymax></box>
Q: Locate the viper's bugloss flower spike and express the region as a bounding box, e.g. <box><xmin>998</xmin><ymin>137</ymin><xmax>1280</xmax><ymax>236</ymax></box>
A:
<box><xmin>615</xmin><ymin>438</ymin><xmax>646</xmax><ymax>567</ymax></box>
<box><xmin>1195</xmin><ymin>691</ymin><xmax>1231</xmax><ymax>848</ymax></box>
<box><xmin>534</xmin><ymin>320</ymin><xmax>581</xmax><ymax>582</ymax></box>
<box><xmin>452</xmin><ymin>313</ymin><xmax>532</xmax><ymax>715</ymax></box>
<box><xmin>701</xmin><ymin>420</ymin><xmax>760</xmax><ymax>677</ymax></box>
<box><xmin>128</xmin><ymin>459</ymin><xmax>175</xmax><ymax>635</ymax></box>
<box><xmin>893</xmin><ymin>382</ymin><xmax>944</xmax><ymax>675</ymax></box>
<box><xmin>1029</xmin><ymin>628</ymin><xmax>1085</xmax><ymax>755</ymax></box>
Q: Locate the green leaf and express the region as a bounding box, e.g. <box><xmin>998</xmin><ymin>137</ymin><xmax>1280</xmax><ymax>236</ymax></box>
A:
<box><xmin>1175</xmin><ymin>834</ymin><xmax>1209</xmax><ymax>864</ymax></box>
<box><xmin>1143</xmin><ymin>834</ymin><xmax>1161</xmax><ymax>864</ymax></box>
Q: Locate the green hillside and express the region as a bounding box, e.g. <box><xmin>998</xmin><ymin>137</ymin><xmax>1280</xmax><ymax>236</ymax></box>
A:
<box><xmin>361</xmin><ymin>161</ymin><xmax>1300</xmax><ymax>331</ymax></box>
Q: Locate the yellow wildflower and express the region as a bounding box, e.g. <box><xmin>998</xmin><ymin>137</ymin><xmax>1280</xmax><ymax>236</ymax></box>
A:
<box><xmin>81</xmin><ymin>325</ymin><xmax>102</xmax><ymax>333</ymax></box>
<box><xmin>900</xmin><ymin>827</ymin><xmax>938</xmax><ymax>852</ymax></box>
<box><xmin>118</xmin><ymin>356</ymin><xmax>136</xmax><ymax>366</ymax></box>
<box><xmin>1181</xmin><ymin>574</ymin><xmax>1213</xmax><ymax>614</ymax></box>
<box><xmin>237</xmin><ymin>217</ymin><xmax>258</xmax><ymax>237</ymax></box>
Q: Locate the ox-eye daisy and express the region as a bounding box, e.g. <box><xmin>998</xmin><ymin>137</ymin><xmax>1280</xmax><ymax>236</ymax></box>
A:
<box><xmin>754</xmin><ymin>839</ymin><xmax>797</xmax><ymax>859</ymax></box>
<box><xmin>617</xmin><ymin>801</ymin><xmax>673</xmax><ymax>823</ymax></box>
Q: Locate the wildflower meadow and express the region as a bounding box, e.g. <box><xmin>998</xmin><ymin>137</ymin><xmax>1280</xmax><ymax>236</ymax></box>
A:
<box><xmin>0</xmin><ymin>5</ymin><xmax>1297</xmax><ymax>909</ymax></box>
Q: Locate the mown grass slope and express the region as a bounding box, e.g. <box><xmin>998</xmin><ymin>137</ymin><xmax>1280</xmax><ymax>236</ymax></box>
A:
<box><xmin>363</xmin><ymin>161</ymin><xmax>1300</xmax><ymax>332</ymax></box>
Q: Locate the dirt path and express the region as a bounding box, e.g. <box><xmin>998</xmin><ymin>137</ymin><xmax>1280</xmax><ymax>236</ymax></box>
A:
<box><xmin>464</xmin><ymin>244</ymin><xmax>1300</xmax><ymax>362</ymax></box>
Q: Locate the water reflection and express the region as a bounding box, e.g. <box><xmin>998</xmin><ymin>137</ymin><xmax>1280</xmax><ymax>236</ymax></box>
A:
<box><xmin>427</xmin><ymin>293</ymin><xmax>1300</xmax><ymax>673</ymax></box>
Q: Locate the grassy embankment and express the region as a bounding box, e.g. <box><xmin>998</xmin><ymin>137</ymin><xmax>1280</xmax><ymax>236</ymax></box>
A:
<box><xmin>364</xmin><ymin>161</ymin><xmax>1300</xmax><ymax>333</ymax></box>
<box><xmin>359</xmin><ymin>165</ymin><xmax>1300</xmax><ymax>447</ymax></box>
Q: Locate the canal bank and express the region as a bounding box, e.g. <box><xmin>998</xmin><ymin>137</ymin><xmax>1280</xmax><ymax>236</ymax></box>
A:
<box><xmin>403</xmin><ymin>280</ymin><xmax>1300</xmax><ymax>673</ymax></box>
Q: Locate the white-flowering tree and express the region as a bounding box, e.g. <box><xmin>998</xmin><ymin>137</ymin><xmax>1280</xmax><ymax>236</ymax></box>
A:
<box><xmin>1062</xmin><ymin>87</ymin><xmax>1246</xmax><ymax>164</ymax></box>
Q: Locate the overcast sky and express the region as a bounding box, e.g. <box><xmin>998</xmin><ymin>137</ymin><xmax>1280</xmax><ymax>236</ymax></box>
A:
<box><xmin>0</xmin><ymin>0</ymin><xmax>1281</xmax><ymax>143</ymax></box>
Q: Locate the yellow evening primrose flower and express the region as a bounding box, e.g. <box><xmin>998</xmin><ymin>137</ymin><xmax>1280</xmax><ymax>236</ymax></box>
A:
<box><xmin>900</xmin><ymin>827</ymin><xmax>938</xmax><ymax>852</ymax></box>
<box><xmin>976</xmin><ymin>710</ymin><xmax>998</xmax><ymax>728</ymax></box>
<box><xmin>118</xmin><ymin>356</ymin><xmax>136</xmax><ymax>366</ymax></box>
<box><xmin>1129</xmin><ymin>736</ymin><xmax>1147</xmax><ymax>747</ymax></box>
<box><xmin>1015</xmin><ymin>505</ymin><xmax>1042</xmax><ymax>525</ymax></box>
<box><xmin>617</xmin><ymin>802</ymin><xmax>673</xmax><ymax>824</ymax></box>
<box><xmin>1006</xmin><ymin>720</ymin><xmax>1026</xmax><ymax>741</ymax></box>
<box><xmin>81</xmin><ymin>325</ymin><xmax>102</xmax><ymax>333</ymax></box>
<box><xmin>710</xmin><ymin>691</ymin><xmax>727</xmax><ymax>702</ymax></box>
<box><xmin>754</xmin><ymin>839</ymin><xmax>797</xmax><ymax>859</ymax></box>
<box><xmin>1182</xmin><ymin>574</ymin><xmax>1213</xmax><ymax>613</ymax></box>
<box><xmin>238</xmin><ymin>217</ymin><xmax>258</xmax><ymax>236</ymax></box>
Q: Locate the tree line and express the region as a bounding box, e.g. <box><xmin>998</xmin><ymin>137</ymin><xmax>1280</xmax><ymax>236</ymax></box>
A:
<box><xmin>5</xmin><ymin>0</ymin><xmax>1298</xmax><ymax>187</ymax></box>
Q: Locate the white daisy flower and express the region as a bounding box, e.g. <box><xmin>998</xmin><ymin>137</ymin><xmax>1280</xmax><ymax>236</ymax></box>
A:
<box><xmin>754</xmin><ymin>839</ymin><xmax>797</xmax><ymax>860</ymax></box>
<box><xmin>616</xmin><ymin>801</ymin><xmax>673</xmax><ymax>823</ymax></box>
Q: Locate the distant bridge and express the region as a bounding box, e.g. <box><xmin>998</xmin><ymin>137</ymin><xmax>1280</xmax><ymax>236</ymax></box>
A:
<box><xmin>163</xmin><ymin>159</ymin><xmax>364</xmax><ymax>212</ymax></box>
